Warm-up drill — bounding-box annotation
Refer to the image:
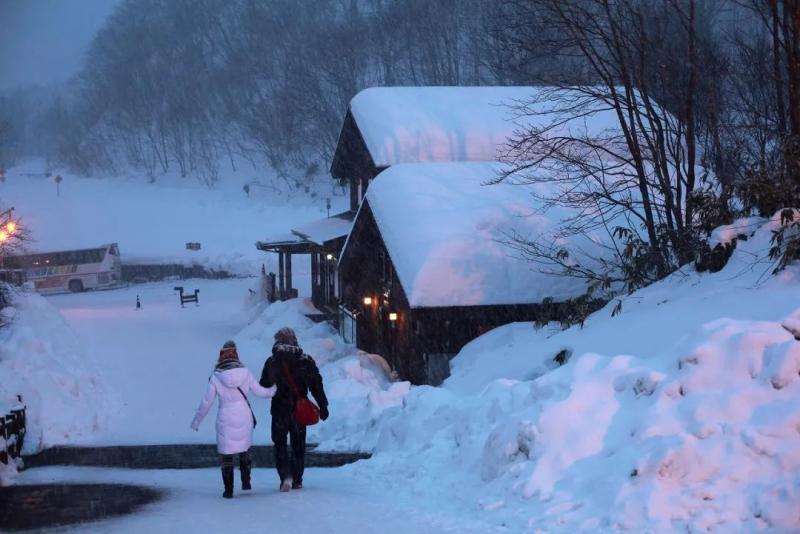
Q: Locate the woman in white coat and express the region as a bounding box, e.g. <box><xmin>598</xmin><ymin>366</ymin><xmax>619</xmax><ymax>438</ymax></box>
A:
<box><xmin>191</xmin><ymin>340</ymin><xmax>275</xmax><ymax>498</ymax></box>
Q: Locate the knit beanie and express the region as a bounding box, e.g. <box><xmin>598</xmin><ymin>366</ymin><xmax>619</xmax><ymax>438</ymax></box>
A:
<box><xmin>274</xmin><ymin>327</ymin><xmax>298</xmax><ymax>346</ymax></box>
<box><xmin>219</xmin><ymin>340</ymin><xmax>239</xmax><ymax>361</ymax></box>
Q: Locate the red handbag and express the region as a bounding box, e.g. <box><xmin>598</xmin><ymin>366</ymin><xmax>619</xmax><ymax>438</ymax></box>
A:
<box><xmin>282</xmin><ymin>360</ymin><xmax>320</xmax><ymax>426</ymax></box>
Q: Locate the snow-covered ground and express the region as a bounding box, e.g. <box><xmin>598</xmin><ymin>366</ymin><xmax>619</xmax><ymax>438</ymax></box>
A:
<box><xmin>3</xmin><ymin>155</ymin><xmax>799</xmax><ymax>531</ymax></box>
<box><xmin>15</xmin><ymin>466</ymin><xmax>501</xmax><ymax>533</ymax></box>
<box><xmin>1</xmin><ymin>276</ymin><xmax>400</xmax><ymax>449</ymax></box>
<box><xmin>48</xmin><ymin>278</ymin><xmax>264</xmax><ymax>445</ymax></box>
<box><xmin>2</xmin><ymin>159</ymin><xmax>347</xmax><ymax>275</ymax></box>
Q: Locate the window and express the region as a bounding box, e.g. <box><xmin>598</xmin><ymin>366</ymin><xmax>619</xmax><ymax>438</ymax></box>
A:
<box><xmin>380</xmin><ymin>250</ymin><xmax>393</xmax><ymax>285</ymax></box>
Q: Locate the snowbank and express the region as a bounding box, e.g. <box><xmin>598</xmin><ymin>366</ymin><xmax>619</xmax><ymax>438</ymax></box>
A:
<box><xmin>337</xmin><ymin>214</ymin><xmax>800</xmax><ymax>532</ymax></box>
<box><xmin>0</xmin><ymin>288</ymin><xmax>111</xmax><ymax>461</ymax></box>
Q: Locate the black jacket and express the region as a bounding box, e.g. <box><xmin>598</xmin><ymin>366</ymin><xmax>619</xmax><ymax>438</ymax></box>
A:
<box><xmin>259</xmin><ymin>343</ymin><xmax>328</xmax><ymax>416</ymax></box>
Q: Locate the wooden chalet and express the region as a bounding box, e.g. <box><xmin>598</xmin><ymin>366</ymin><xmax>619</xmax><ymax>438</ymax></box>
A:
<box><xmin>259</xmin><ymin>86</ymin><xmax>540</xmax><ymax>312</ymax></box>
<box><xmin>265</xmin><ymin>86</ymin><xmax>619</xmax><ymax>384</ymax></box>
<box><xmin>337</xmin><ymin>162</ymin><xmax>599</xmax><ymax>385</ymax></box>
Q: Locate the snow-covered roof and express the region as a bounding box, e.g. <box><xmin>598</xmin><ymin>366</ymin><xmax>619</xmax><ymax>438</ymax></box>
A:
<box><xmin>256</xmin><ymin>231</ymin><xmax>305</xmax><ymax>250</ymax></box>
<box><xmin>292</xmin><ymin>211</ymin><xmax>355</xmax><ymax>245</ymax></box>
<box><xmin>257</xmin><ymin>212</ymin><xmax>355</xmax><ymax>250</ymax></box>
<box><xmin>349</xmin><ymin>86</ymin><xmax>619</xmax><ymax>167</ymax></box>
<box><xmin>361</xmin><ymin>162</ymin><xmax>601</xmax><ymax>308</ymax></box>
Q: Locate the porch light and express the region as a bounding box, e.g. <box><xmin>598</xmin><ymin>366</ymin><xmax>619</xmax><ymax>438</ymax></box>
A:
<box><xmin>389</xmin><ymin>312</ymin><xmax>398</xmax><ymax>322</ymax></box>
<box><xmin>363</xmin><ymin>296</ymin><xmax>373</xmax><ymax>305</ymax></box>
<box><xmin>326</xmin><ymin>253</ymin><xmax>334</xmax><ymax>260</ymax></box>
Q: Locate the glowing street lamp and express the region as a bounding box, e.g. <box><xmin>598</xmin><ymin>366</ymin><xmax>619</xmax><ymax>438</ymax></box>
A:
<box><xmin>363</xmin><ymin>296</ymin><xmax>373</xmax><ymax>306</ymax></box>
<box><xmin>389</xmin><ymin>312</ymin><xmax>398</xmax><ymax>322</ymax></box>
<box><xmin>326</xmin><ymin>253</ymin><xmax>334</xmax><ymax>261</ymax></box>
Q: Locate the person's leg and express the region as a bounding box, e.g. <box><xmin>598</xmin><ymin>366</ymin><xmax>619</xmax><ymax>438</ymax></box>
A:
<box><xmin>221</xmin><ymin>455</ymin><xmax>234</xmax><ymax>498</ymax></box>
<box><xmin>239</xmin><ymin>450</ymin><xmax>252</xmax><ymax>490</ymax></box>
<box><xmin>272</xmin><ymin>413</ymin><xmax>292</xmax><ymax>489</ymax></box>
<box><xmin>289</xmin><ymin>418</ymin><xmax>307</xmax><ymax>488</ymax></box>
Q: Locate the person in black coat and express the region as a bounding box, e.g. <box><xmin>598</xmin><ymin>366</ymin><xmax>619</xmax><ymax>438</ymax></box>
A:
<box><xmin>259</xmin><ymin>327</ymin><xmax>329</xmax><ymax>491</ymax></box>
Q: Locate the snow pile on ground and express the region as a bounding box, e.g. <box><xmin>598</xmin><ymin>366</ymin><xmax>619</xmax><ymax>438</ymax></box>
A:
<box><xmin>0</xmin><ymin>288</ymin><xmax>111</xmax><ymax>460</ymax></box>
<box><xmin>3</xmin><ymin>159</ymin><xmax>346</xmax><ymax>275</ymax></box>
<box><xmin>339</xmin><ymin>213</ymin><xmax>800</xmax><ymax>532</ymax></box>
<box><xmin>234</xmin><ymin>298</ymin><xmax>409</xmax><ymax>452</ymax></box>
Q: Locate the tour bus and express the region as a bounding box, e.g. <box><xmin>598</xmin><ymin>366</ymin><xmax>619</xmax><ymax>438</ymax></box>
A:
<box><xmin>9</xmin><ymin>243</ymin><xmax>123</xmax><ymax>294</ymax></box>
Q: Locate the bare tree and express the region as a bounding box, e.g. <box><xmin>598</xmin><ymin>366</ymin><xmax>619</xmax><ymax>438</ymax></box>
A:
<box><xmin>494</xmin><ymin>0</ymin><xmax>712</xmax><ymax>294</ymax></box>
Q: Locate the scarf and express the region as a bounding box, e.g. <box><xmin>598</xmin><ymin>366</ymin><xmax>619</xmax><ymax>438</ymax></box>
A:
<box><xmin>216</xmin><ymin>347</ymin><xmax>242</xmax><ymax>372</ymax></box>
<box><xmin>215</xmin><ymin>358</ymin><xmax>243</xmax><ymax>372</ymax></box>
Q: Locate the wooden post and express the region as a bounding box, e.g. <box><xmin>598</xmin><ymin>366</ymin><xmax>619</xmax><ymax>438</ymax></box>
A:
<box><xmin>286</xmin><ymin>252</ymin><xmax>293</xmax><ymax>295</ymax></box>
<box><xmin>278</xmin><ymin>252</ymin><xmax>285</xmax><ymax>299</ymax></box>
<box><xmin>311</xmin><ymin>252</ymin><xmax>319</xmax><ymax>304</ymax></box>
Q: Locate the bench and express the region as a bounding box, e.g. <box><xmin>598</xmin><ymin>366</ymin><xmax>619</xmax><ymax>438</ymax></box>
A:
<box><xmin>173</xmin><ymin>286</ymin><xmax>199</xmax><ymax>307</ymax></box>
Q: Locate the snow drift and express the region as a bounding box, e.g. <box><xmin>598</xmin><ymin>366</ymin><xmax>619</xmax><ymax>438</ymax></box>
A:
<box><xmin>336</xmin><ymin>213</ymin><xmax>800</xmax><ymax>532</ymax></box>
<box><xmin>0</xmin><ymin>288</ymin><xmax>111</xmax><ymax>483</ymax></box>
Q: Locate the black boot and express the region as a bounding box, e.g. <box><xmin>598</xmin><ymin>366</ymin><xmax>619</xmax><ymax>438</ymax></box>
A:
<box><xmin>241</xmin><ymin>457</ymin><xmax>252</xmax><ymax>491</ymax></box>
<box><xmin>222</xmin><ymin>466</ymin><xmax>234</xmax><ymax>498</ymax></box>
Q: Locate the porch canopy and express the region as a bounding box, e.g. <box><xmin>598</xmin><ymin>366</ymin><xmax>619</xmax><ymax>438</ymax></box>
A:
<box><xmin>256</xmin><ymin>211</ymin><xmax>355</xmax><ymax>300</ymax></box>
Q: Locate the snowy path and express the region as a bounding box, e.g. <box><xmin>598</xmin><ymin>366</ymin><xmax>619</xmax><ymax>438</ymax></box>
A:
<box><xmin>16</xmin><ymin>466</ymin><xmax>502</xmax><ymax>533</ymax></box>
<box><xmin>47</xmin><ymin>279</ymin><xmax>270</xmax><ymax>445</ymax></box>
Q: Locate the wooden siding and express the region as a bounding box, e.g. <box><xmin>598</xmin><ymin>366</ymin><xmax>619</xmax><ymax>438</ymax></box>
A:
<box><xmin>330</xmin><ymin>109</ymin><xmax>381</xmax><ymax>211</ymax></box>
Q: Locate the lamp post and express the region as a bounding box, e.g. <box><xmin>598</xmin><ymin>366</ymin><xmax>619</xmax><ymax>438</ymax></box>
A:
<box><xmin>54</xmin><ymin>175</ymin><xmax>63</xmax><ymax>197</ymax></box>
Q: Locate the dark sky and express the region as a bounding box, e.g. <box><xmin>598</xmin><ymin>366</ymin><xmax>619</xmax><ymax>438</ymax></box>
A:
<box><xmin>0</xmin><ymin>0</ymin><xmax>121</xmax><ymax>91</ymax></box>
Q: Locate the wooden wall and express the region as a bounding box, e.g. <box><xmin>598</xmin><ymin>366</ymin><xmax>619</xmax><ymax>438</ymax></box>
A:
<box><xmin>329</xmin><ymin>110</ymin><xmax>381</xmax><ymax>211</ymax></box>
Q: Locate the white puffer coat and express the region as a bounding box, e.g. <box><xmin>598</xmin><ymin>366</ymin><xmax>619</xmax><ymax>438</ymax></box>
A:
<box><xmin>191</xmin><ymin>366</ymin><xmax>275</xmax><ymax>454</ymax></box>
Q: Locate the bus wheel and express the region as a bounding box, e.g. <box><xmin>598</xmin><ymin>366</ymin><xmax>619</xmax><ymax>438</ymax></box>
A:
<box><xmin>68</xmin><ymin>280</ymin><xmax>84</xmax><ymax>293</ymax></box>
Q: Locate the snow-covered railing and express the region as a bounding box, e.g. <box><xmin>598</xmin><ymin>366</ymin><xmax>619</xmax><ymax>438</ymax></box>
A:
<box><xmin>0</xmin><ymin>396</ymin><xmax>26</xmax><ymax>465</ymax></box>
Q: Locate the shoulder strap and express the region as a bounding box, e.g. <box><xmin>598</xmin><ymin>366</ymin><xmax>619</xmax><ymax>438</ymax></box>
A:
<box><xmin>236</xmin><ymin>386</ymin><xmax>257</xmax><ymax>426</ymax></box>
<box><xmin>281</xmin><ymin>360</ymin><xmax>302</xmax><ymax>397</ymax></box>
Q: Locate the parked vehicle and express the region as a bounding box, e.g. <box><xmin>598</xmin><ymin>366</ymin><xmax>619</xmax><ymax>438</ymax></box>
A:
<box><xmin>9</xmin><ymin>243</ymin><xmax>122</xmax><ymax>294</ymax></box>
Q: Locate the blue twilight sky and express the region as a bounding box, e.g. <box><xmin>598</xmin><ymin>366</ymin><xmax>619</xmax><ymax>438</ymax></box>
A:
<box><xmin>0</xmin><ymin>0</ymin><xmax>121</xmax><ymax>91</ymax></box>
